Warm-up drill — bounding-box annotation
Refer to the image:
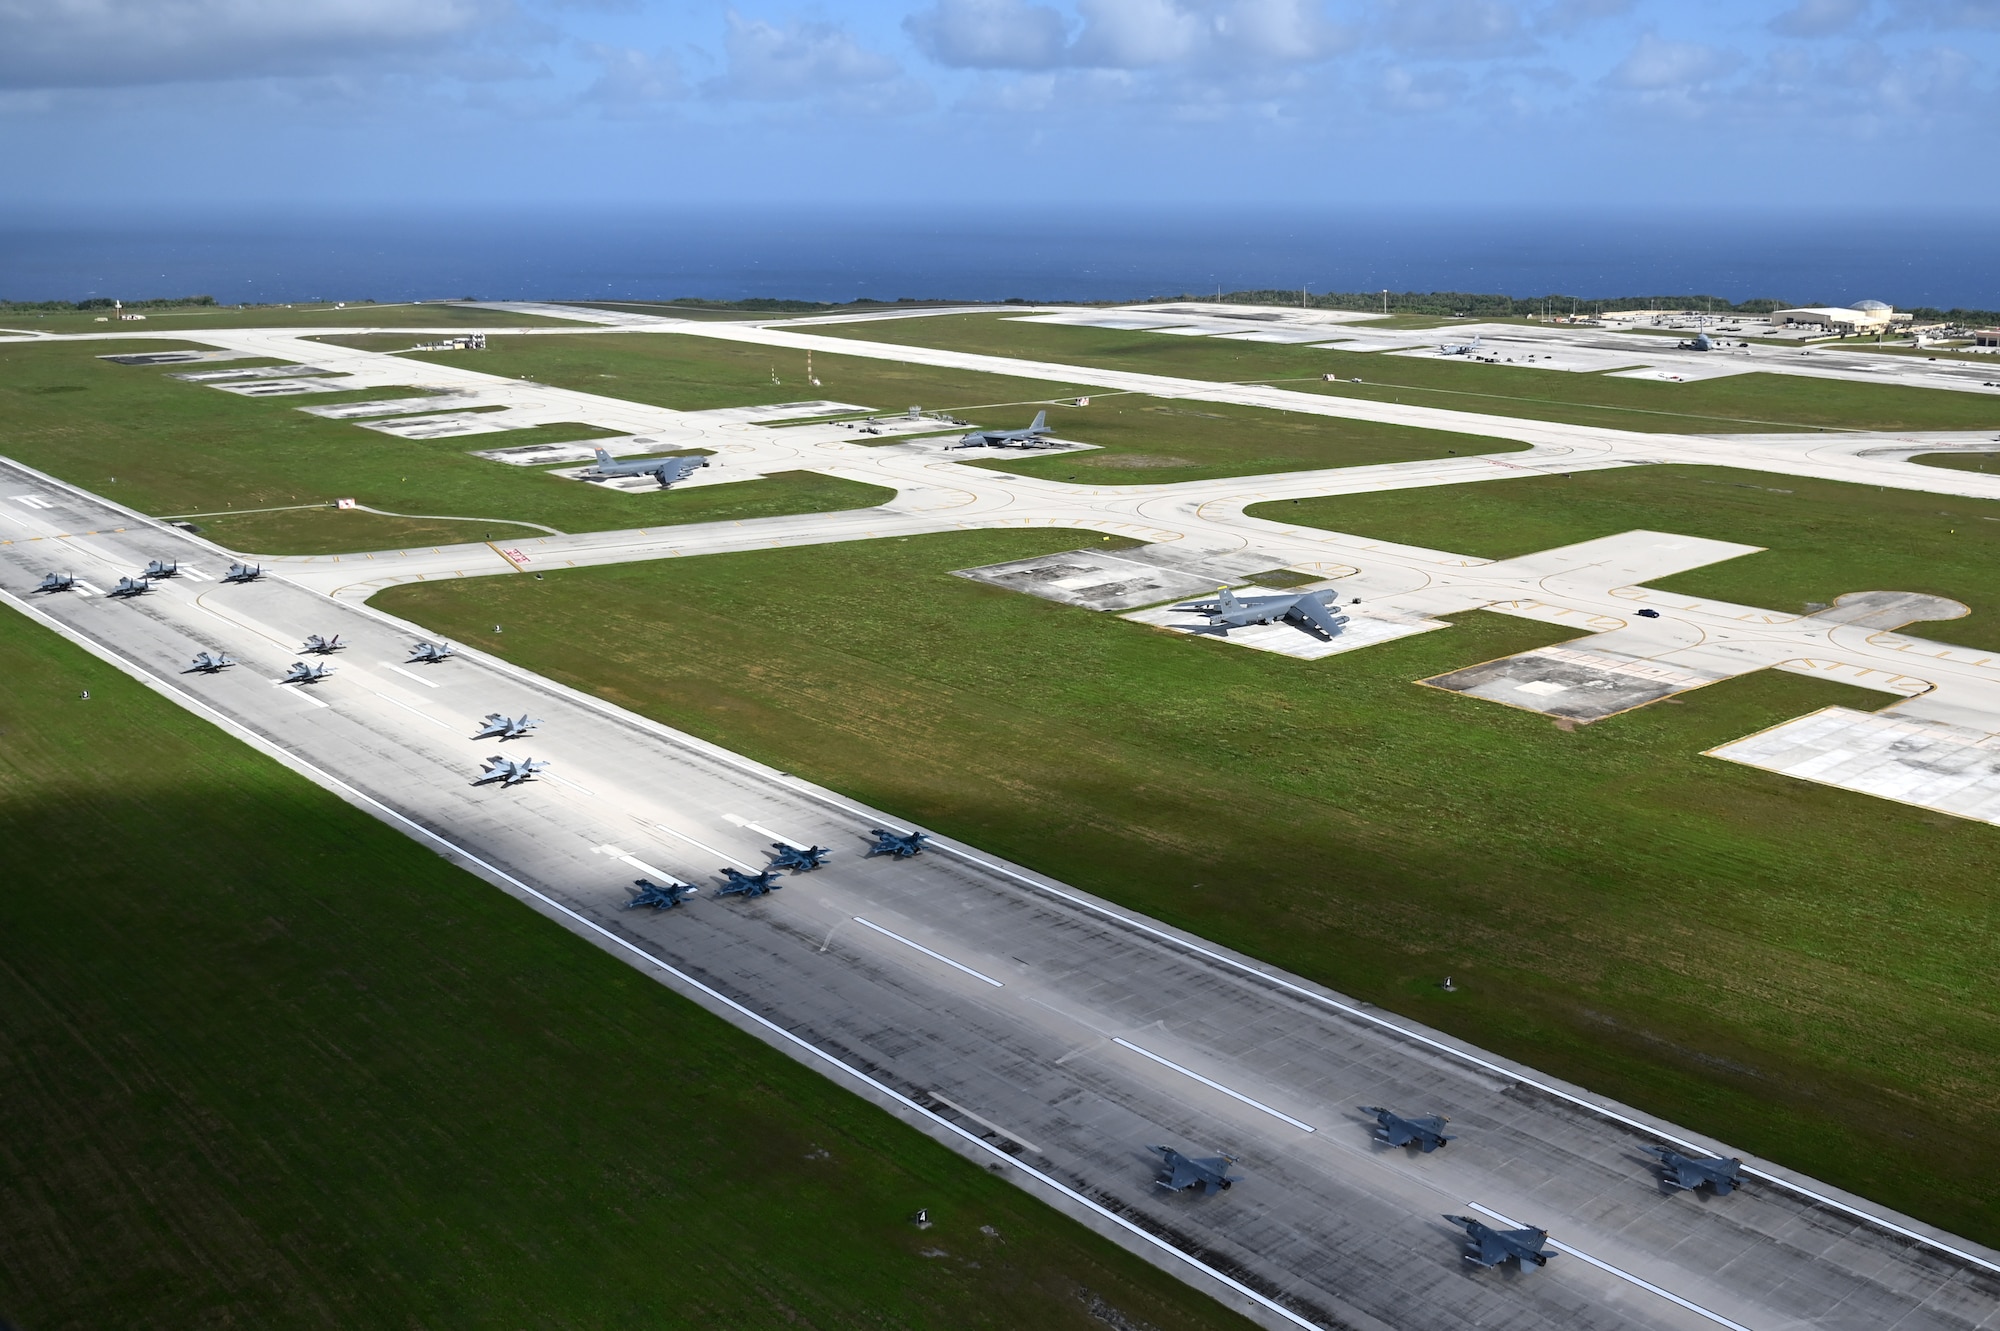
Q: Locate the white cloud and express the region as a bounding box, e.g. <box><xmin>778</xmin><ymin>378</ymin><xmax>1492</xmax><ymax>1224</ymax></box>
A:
<box><xmin>1535</xmin><ymin>0</ymin><xmax>1632</xmax><ymax>36</ymax></box>
<box><xmin>707</xmin><ymin>12</ymin><xmax>925</xmax><ymax>111</ymax></box>
<box><xmin>0</xmin><ymin>0</ymin><xmax>497</xmax><ymax>89</ymax></box>
<box><xmin>907</xmin><ymin>0</ymin><xmax>1349</xmax><ymax>72</ymax></box>
<box><xmin>905</xmin><ymin>0</ymin><xmax>1072</xmax><ymax>69</ymax></box>
<box><xmin>1769</xmin><ymin>0</ymin><xmax>1870</xmax><ymax>38</ymax></box>
<box><xmin>1377</xmin><ymin>0</ymin><xmax>1532</xmax><ymax>58</ymax></box>
<box><xmin>1608</xmin><ymin>31</ymin><xmax>1740</xmax><ymax>91</ymax></box>
<box><xmin>580</xmin><ymin>42</ymin><xmax>685</xmax><ymax>112</ymax></box>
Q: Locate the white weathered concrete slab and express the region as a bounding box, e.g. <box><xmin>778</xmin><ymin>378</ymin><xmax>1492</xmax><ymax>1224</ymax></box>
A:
<box><xmin>1710</xmin><ymin>707</ymin><xmax>2000</xmax><ymax>823</ymax></box>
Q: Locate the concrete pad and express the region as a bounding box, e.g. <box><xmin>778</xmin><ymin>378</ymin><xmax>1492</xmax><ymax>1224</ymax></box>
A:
<box><xmin>1710</xmin><ymin>707</ymin><xmax>2000</xmax><ymax>824</ymax></box>
<box><xmin>545</xmin><ymin>460</ymin><xmax>747</xmax><ymax>493</ymax></box>
<box><xmin>299</xmin><ymin>395</ymin><xmax>464</xmax><ymax>419</ymax></box>
<box><xmin>953</xmin><ymin>549</ymin><xmax>1220</xmax><ymax>611</ymax></box>
<box><xmin>1422</xmin><ymin>644</ymin><xmax>1727</xmax><ymax>721</ymax></box>
<box><xmin>471</xmin><ymin>435</ymin><xmax>679</xmax><ymax>467</ymax></box>
<box><xmin>208</xmin><ymin>377</ymin><xmax>350</xmax><ymax>397</ymax></box>
<box><xmin>1125</xmin><ymin>595</ymin><xmax>1447</xmax><ymax>660</ymax></box>
<box><xmin>358</xmin><ymin>412</ymin><xmax>531</xmax><ymax>439</ymax></box>
<box><xmin>98</xmin><ymin>349</ymin><xmax>262</xmax><ymax>365</ymax></box>
<box><xmin>172</xmin><ymin>363</ymin><xmax>330</xmax><ymax>382</ymax></box>
<box><xmin>680</xmin><ymin>400</ymin><xmax>871</xmax><ymax>424</ymax></box>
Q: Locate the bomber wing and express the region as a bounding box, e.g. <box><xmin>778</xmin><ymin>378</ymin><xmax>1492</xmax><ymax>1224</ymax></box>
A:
<box><xmin>1284</xmin><ymin>592</ymin><xmax>1349</xmax><ymax>640</ymax></box>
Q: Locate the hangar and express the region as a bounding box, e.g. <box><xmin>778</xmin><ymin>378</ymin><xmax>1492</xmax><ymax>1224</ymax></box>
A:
<box><xmin>1772</xmin><ymin>299</ymin><xmax>1908</xmax><ymax>333</ymax></box>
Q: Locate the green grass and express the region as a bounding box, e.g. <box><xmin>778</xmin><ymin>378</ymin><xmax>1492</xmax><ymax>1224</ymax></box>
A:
<box><xmin>316</xmin><ymin>332</ymin><xmax>1519</xmax><ymax>485</ymax></box>
<box><xmin>1917</xmin><ymin>451</ymin><xmax>2000</xmax><ymax>475</ymax></box>
<box><xmin>809</xmin><ymin>312</ymin><xmax>2000</xmax><ymax>435</ymax></box>
<box><xmin>376</xmin><ymin>511</ymin><xmax>2000</xmax><ymax>1248</ymax></box>
<box><xmin>0</xmin><ymin>340</ymin><xmax>891</xmax><ymax>554</ymax></box>
<box><xmin>0</xmin><ymin>303</ymin><xmax>586</xmax><ymax>336</ymax></box>
<box><xmin>0</xmin><ymin>606</ymin><xmax>1253</xmax><ymax>1331</ymax></box>
<box><xmin>1257</xmin><ymin>464</ymin><xmax>2000</xmax><ymax>650</ymax></box>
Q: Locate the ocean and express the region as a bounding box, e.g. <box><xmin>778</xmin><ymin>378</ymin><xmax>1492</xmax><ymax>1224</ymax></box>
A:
<box><xmin>3</xmin><ymin>208</ymin><xmax>1994</xmax><ymax>311</ymax></box>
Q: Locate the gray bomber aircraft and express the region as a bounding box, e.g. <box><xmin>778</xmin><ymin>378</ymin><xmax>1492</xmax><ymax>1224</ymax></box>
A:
<box><xmin>866</xmin><ymin>828</ymin><xmax>929</xmax><ymax>858</ymax></box>
<box><xmin>768</xmin><ymin>842</ymin><xmax>832</xmax><ymax>872</ymax></box>
<box><xmin>301</xmin><ymin>634</ymin><xmax>345</xmax><ymax>654</ymax></box>
<box><xmin>408</xmin><ymin>641</ymin><xmax>456</xmax><ymax>664</ymax></box>
<box><xmin>957</xmin><ymin>410</ymin><xmax>1056</xmax><ymax>448</ymax></box>
<box><xmin>589</xmin><ymin>448</ymin><xmax>707</xmax><ymax>488</ymax></box>
<box><xmin>474</xmin><ymin>754</ymin><xmax>547</xmax><ymax>786</ymax></box>
<box><xmin>1445</xmin><ymin>1215</ymin><xmax>1556</xmax><ymax>1269</ymax></box>
<box><xmin>34</xmin><ymin>572</ymin><xmax>74</xmax><ymax>593</ymax></box>
<box><xmin>1150</xmin><ymin>1145</ymin><xmax>1242</xmax><ymax>1195</ymax></box>
<box><xmin>110</xmin><ymin>576</ymin><xmax>152</xmax><ymax>597</ymax></box>
<box><xmin>1438</xmin><ymin>336</ymin><xmax>1484</xmax><ymax>356</ymax></box>
<box><xmin>1359</xmin><ymin>1105</ymin><xmax>1454</xmax><ymax>1152</ymax></box>
<box><xmin>1643</xmin><ymin>1145</ymin><xmax>1744</xmax><ymax>1195</ymax></box>
<box><xmin>142</xmin><ymin>559</ymin><xmax>179</xmax><ymax>579</ymax></box>
<box><xmin>624</xmin><ymin>879</ymin><xmax>697</xmax><ymax>911</ymax></box>
<box><xmin>183</xmin><ymin>651</ymin><xmax>237</xmax><ymax>674</ymax></box>
<box><xmin>1173</xmin><ymin>586</ymin><xmax>1350</xmax><ymax>640</ymax></box>
<box><xmin>717</xmin><ymin>867</ymin><xmax>784</xmax><ymax>898</ymax></box>
<box><xmin>224</xmin><ymin>562</ymin><xmax>264</xmax><ymax>583</ymax></box>
<box><xmin>283</xmin><ymin>660</ymin><xmax>335</xmax><ymax>684</ymax></box>
<box><xmin>473</xmin><ymin>712</ymin><xmax>542</xmax><ymax>740</ymax></box>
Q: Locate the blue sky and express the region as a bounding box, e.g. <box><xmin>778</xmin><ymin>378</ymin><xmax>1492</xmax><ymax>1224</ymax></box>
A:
<box><xmin>3</xmin><ymin>0</ymin><xmax>1996</xmax><ymax>214</ymax></box>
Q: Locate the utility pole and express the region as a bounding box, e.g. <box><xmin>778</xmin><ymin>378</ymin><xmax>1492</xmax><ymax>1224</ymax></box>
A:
<box><xmin>1381</xmin><ymin>288</ymin><xmax>1389</xmax><ymax>317</ymax></box>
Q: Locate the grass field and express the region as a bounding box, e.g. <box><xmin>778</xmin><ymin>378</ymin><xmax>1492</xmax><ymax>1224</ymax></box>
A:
<box><xmin>0</xmin><ymin>340</ymin><xmax>891</xmax><ymax>554</ymax></box>
<box><xmin>1</xmin><ymin>302</ymin><xmax>584</xmax><ymax>336</ymax></box>
<box><xmin>375</xmin><ymin>495</ymin><xmax>2000</xmax><ymax>1248</ymax></box>
<box><xmin>0</xmin><ymin>605</ymin><xmax>1253</xmax><ymax>1331</ymax></box>
<box><xmin>326</xmin><ymin>331</ymin><xmax>1520</xmax><ymax>484</ymax></box>
<box><xmin>1918</xmin><ymin>451</ymin><xmax>2000</xmax><ymax>474</ymax></box>
<box><xmin>809</xmin><ymin>312</ymin><xmax>2000</xmax><ymax>435</ymax></box>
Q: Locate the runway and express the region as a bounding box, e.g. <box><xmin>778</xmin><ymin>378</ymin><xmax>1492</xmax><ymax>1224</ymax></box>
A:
<box><xmin>5</xmin><ymin>458</ymin><xmax>1998</xmax><ymax>1330</ymax></box>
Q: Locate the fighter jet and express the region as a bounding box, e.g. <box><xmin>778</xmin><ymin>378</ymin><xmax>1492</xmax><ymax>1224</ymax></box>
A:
<box><xmin>472</xmin><ymin>712</ymin><xmax>542</xmax><ymax>740</ymax></box>
<box><xmin>223</xmin><ymin>562</ymin><xmax>264</xmax><ymax>583</ymax></box>
<box><xmin>1438</xmin><ymin>336</ymin><xmax>1483</xmax><ymax>356</ymax></box>
<box><xmin>474</xmin><ymin>754</ymin><xmax>547</xmax><ymax>786</ymax></box>
<box><xmin>301</xmin><ymin>634</ymin><xmax>345</xmax><ymax>654</ymax></box>
<box><xmin>1444</xmin><ymin>1215</ymin><xmax>1555</xmax><ymax>1269</ymax></box>
<box><xmin>588</xmin><ymin>448</ymin><xmax>708</xmax><ymax>488</ymax></box>
<box><xmin>34</xmin><ymin>572</ymin><xmax>74</xmax><ymax>593</ymax></box>
<box><xmin>1172</xmin><ymin>586</ymin><xmax>1349</xmax><ymax>640</ymax></box>
<box><xmin>282</xmin><ymin>660</ymin><xmax>335</xmax><ymax>684</ymax></box>
<box><xmin>183</xmin><ymin>651</ymin><xmax>237</xmax><ymax>674</ymax></box>
<box><xmin>768</xmin><ymin>842</ymin><xmax>832</xmax><ymax>872</ymax></box>
<box><xmin>109</xmin><ymin>576</ymin><xmax>152</xmax><ymax>597</ymax></box>
<box><xmin>624</xmin><ymin>878</ymin><xmax>697</xmax><ymax>911</ymax></box>
<box><xmin>142</xmin><ymin>559</ymin><xmax>179</xmax><ymax>579</ymax></box>
<box><xmin>408</xmin><ymin>641</ymin><xmax>456</xmax><ymax>664</ymax></box>
<box><xmin>1150</xmin><ymin>1145</ymin><xmax>1241</xmax><ymax>1196</ymax></box>
<box><xmin>717</xmin><ymin>867</ymin><xmax>784</xmax><ymax>898</ymax></box>
<box><xmin>1642</xmin><ymin>1146</ymin><xmax>1744</xmax><ymax>1195</ymax></box>
<box><xmin>866</xmin><ymin>828</ymin><xmax>929</xmax><ymax>859</ymax></box>
<box><xmin>1359</xmin><ymin>1106</ymin><xmax>1453</xmax><ymax>1153</ymax></box>
<box><xmin>957</xmin><ymin>410</ymin><xmax>1056</xmax><ymax>449</ymax></box>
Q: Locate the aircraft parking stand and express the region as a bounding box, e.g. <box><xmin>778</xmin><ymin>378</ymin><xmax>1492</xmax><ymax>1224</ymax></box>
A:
<box><xmin>6</xmin><ymin>465</ymin><xmax>2000</xmax><ymax>1330</ymax></box>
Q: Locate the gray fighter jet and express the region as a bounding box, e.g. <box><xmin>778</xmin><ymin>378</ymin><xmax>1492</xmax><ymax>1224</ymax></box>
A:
<box><xmin>183</xmin><ymin>651</ymin><xmax>237</xmax><ymax>674</ymax></box>
<box><xmin>1172</xmin><ymin>586</ymin><xmax>1349</xmax><ymax>640</ymax></box>
<box><xmin>301</xmin><ymin>634</ymin><xmax>345</xmax><ymax>654</ymax></box>
<box><xmin>717</xmin><ymin>867</ymin><xmax>784</xmax><ymax>898</ymax></box>
<box><xmin>768</xmin><ymin>842</ymin><xmax>832</xmax><ymax>872</ymax></box>
<box><xmin>474</xmin><ymin>754</ymin><xmax>547</xmax><ymax>786</ymax></box>
<box><xmin>283</xmin><ymin>660</ymin><xmax>335</xmax><ymax>684</ymax></box>
<box><xmin>109</xmin><ymin>576</ymin><xmax>152</xmax><ymax>597</ymax></box>
<box><xmin>866</xmin><ymin>828</ymin><xmax>929</xmax><ymax>858</ymax></box>
<box><xmin>1445</xmin><ymin>1215</ymin><xmax>1555</xmax><ymax>1269</ymax></box>
<box><xmin>408</xmin><ymin>641</ymin><xmax>456</xmax><ymax>664</ymax></box>
<box><xmin>1150</xmin><ymin>1145</ymin><xmax>1241</xmax><ymax>1195</ymax></box>
<box><xmin>1642</xmin><ymin>1146</ymin><xmax>1743</xmax><ymax>1195</ymax></box>
<box><xmin>958</xmin><ymin>410</ymin><xmax>1056</xmax><ymax>448</ymax></box>
<box><xmin>624</xmin><ymin>878</ymin><xmax>697</xmax><ymax>911</ymax></box>
<box><xmin>224</xmin><ymin>562</ymin><xmax>264</xmax><ymax>582</ymax></box>
<box><xmin>142</xmin><ymin>559</ymin><xmax>179</xmax><ymax>579</ymax></box>
<box><xmin>473</xmin><ymin>712</ymin><xmax>541</xmax><ymax>740</ymax></box>
<box><xmin>1360</xmin><ymin>1106</ymin><xmax>1453</xmax><ymax>1152</ymax></box>
<box><xmin>34</xmin><ymin>572</ymin><xmax>74</xmax><ymax>593</ymax></box>
<box><xmin>588</xmin><ymin>448</ymin><xmax>708</xmax><ymax>488</ymax></box>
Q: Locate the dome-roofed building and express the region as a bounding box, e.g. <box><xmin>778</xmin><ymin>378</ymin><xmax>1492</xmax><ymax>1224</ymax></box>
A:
<box><xmin>1772</xmin><ymin>301</ymin><xmax>1907</xmax><ymax>333</ymax></box>
<box><xmin>1853</xmin><ymin>299</ymin><xmax>1891</xmax><ymax>312</ymax></box>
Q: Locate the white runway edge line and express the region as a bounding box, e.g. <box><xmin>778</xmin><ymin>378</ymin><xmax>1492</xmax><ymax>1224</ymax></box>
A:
<box><xmin>852</xmin><ymin>917</ymin><xmax>1004</xmax><ymax>988</ymax></box>
<box><xmin>1113</xmin><ymin>1038</ymin><xmax>1316</xmax><ymax>1133</ymax></box>
<box><xmin>1466</xmin><ymin>1203</ymin><xmax>1754</xmax><ymax>1331</ymax></box>
<box><xmin>0</xmin><ymin>588</ymin><xmax>1319</xmax><ymax>1331</ymax></box>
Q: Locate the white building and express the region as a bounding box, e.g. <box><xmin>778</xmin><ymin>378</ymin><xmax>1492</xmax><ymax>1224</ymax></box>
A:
<box><xmin>1771</xmin><ymin>300</ymin><xmax>1907</xmax><ymax>333</ymax></box>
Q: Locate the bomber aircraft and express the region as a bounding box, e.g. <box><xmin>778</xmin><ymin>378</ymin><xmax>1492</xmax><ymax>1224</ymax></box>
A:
<box><xmin>473</xmin><ymin>712</ymin><xmax>542</xmax><ymax>740</ymax></box>
<box><xmin>474</xmin><ymin>754</ymin><xmax>547</xmax><ymax>786</ymax></box>
<box><xmin>142</xmin><ymin>559</ymin><xmax>180</xmax><ymax>579</ymax></box>
<box><xmin>1438</xmin><ymin>336</ymin><xmax>1483</xmax><ymax>356</ymax></box>
<box><xmin>1642</xmin><ymin>1145</ymin><xmax>1744</xmax><ymax>1195</ymax></box>
<box><xmin>1150</xmin><ymin>1145</ymin><xmax>1241</xmax><ymax>1196</ymax></box>
<box><xmin>408</xmin><ymin>641</ymin><xmax>456</xmax><ymax>664</ymax></box>
<box><xmin>183</xmin><ymin>651</ymin><xmax>237</xmax><ymax>674</ymax></box>
<box><xmin>224</xmin><ymin>562</ymin><xmax>264</xmax><ymax>582</ymax></box>
<box><xmin>588</xmin><ymin>448</ymin><xmax>707</xmax><ymax>488</ymax></box>
<box><xmin>867</xmin><ymin>828</ymin><xmax>929</xmax><ymax>858</ymax></box>
<box><xmin>1173</xmin><ymin>586</ymin><xmax>1350</xmax><ymax>640</ymax></box>
<box><xmin>34</xmin><ymin>572</ymin><xmax>75</xmax><ymax>593</ymax></box>
<box><xmin>717</xmin><ymin>867</ymin><xmax>784</xmax><ymax>898</ymax></box>
<box><xmin>301</xmin><ymin>634</ymin><xmax>345</xmax><ymax>654</ymax></box>
<box><xmin>624</xmin><ymin>879</ymin><xmax>697</xmax><ymax>911</ymax></box>
<box><xmin>768</xmin><ymin>842</ymin><xmax>832</xmax><ymax>872</ymax></box>
<box><xmin>957</xmin><ymin>410</ymin><xmax>1056</xmax><ymax>448</ymax></box>
<box><xmin>110</xmin><ymin>576</ymin><xmax>152</xmax><ymax>597</ymax></box>
<box><xmin>1445</xmin><ymin>1215</ymin><xmax>1556</xmax><ymax>1269</ymax></box>
<box><xmin>283</xmin><ymin>660</ymin><xmax>335</xmax><ymax>684</ymax></box>
<box><xmin>1359</xmin><ymin>1105</ymin><xmax>1454</xmax><ymax>1152</ymax></box>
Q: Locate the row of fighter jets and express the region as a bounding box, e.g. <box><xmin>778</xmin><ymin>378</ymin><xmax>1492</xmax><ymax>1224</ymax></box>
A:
<box><xmin>37</xmin><ymin>560</ymin><xmax>267</xmax><ymax>598</ymax></box>
<box><xmin>1150</xmin><ymin>1108</ymin><xmax>1743</xmax><ymax>1271</ymax></box>
<box><xmin>176</xmin><ymin>631</ymin><xmax>463</xmax><ymax>687</ymax></box>
<box><xmin>619</xmin><ymin>827</ymin><xmax>932</xmax><ymax>911</ymax></box>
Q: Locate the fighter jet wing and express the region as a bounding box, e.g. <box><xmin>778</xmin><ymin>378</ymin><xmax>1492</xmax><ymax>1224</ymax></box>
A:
<box><xmin>1164</xmin><ymin>1158</ymin><xmax>1205</xmax><ymax>1190</ymax></box>
<box><xmin>1472</xmin><ymin>1232</ymin><xmax>1510</xmax><ymax>1266</ymax></box>
<box><xmin>1285</xmin><ymin>593</ymin><xmax>1347</xmax><ymax>640</ymax></box>
<box><xmin>1380</xmin><ymin>1120</ymin><xmax>1416</xmax><ymax>1147</ymax></box>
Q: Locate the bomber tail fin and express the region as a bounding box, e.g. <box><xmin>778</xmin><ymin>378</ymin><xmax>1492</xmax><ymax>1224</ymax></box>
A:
<box><xmin>1029</xmin><ymin>410</ymin><xmax>1047</xmax><ymax>431</ymax></box>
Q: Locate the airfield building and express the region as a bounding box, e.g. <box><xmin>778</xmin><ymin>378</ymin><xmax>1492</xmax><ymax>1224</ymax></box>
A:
<box><xmin>1771</xmin><ymin>300</ymin><xmax>1908</xmax><ymax>333</ymax></box>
